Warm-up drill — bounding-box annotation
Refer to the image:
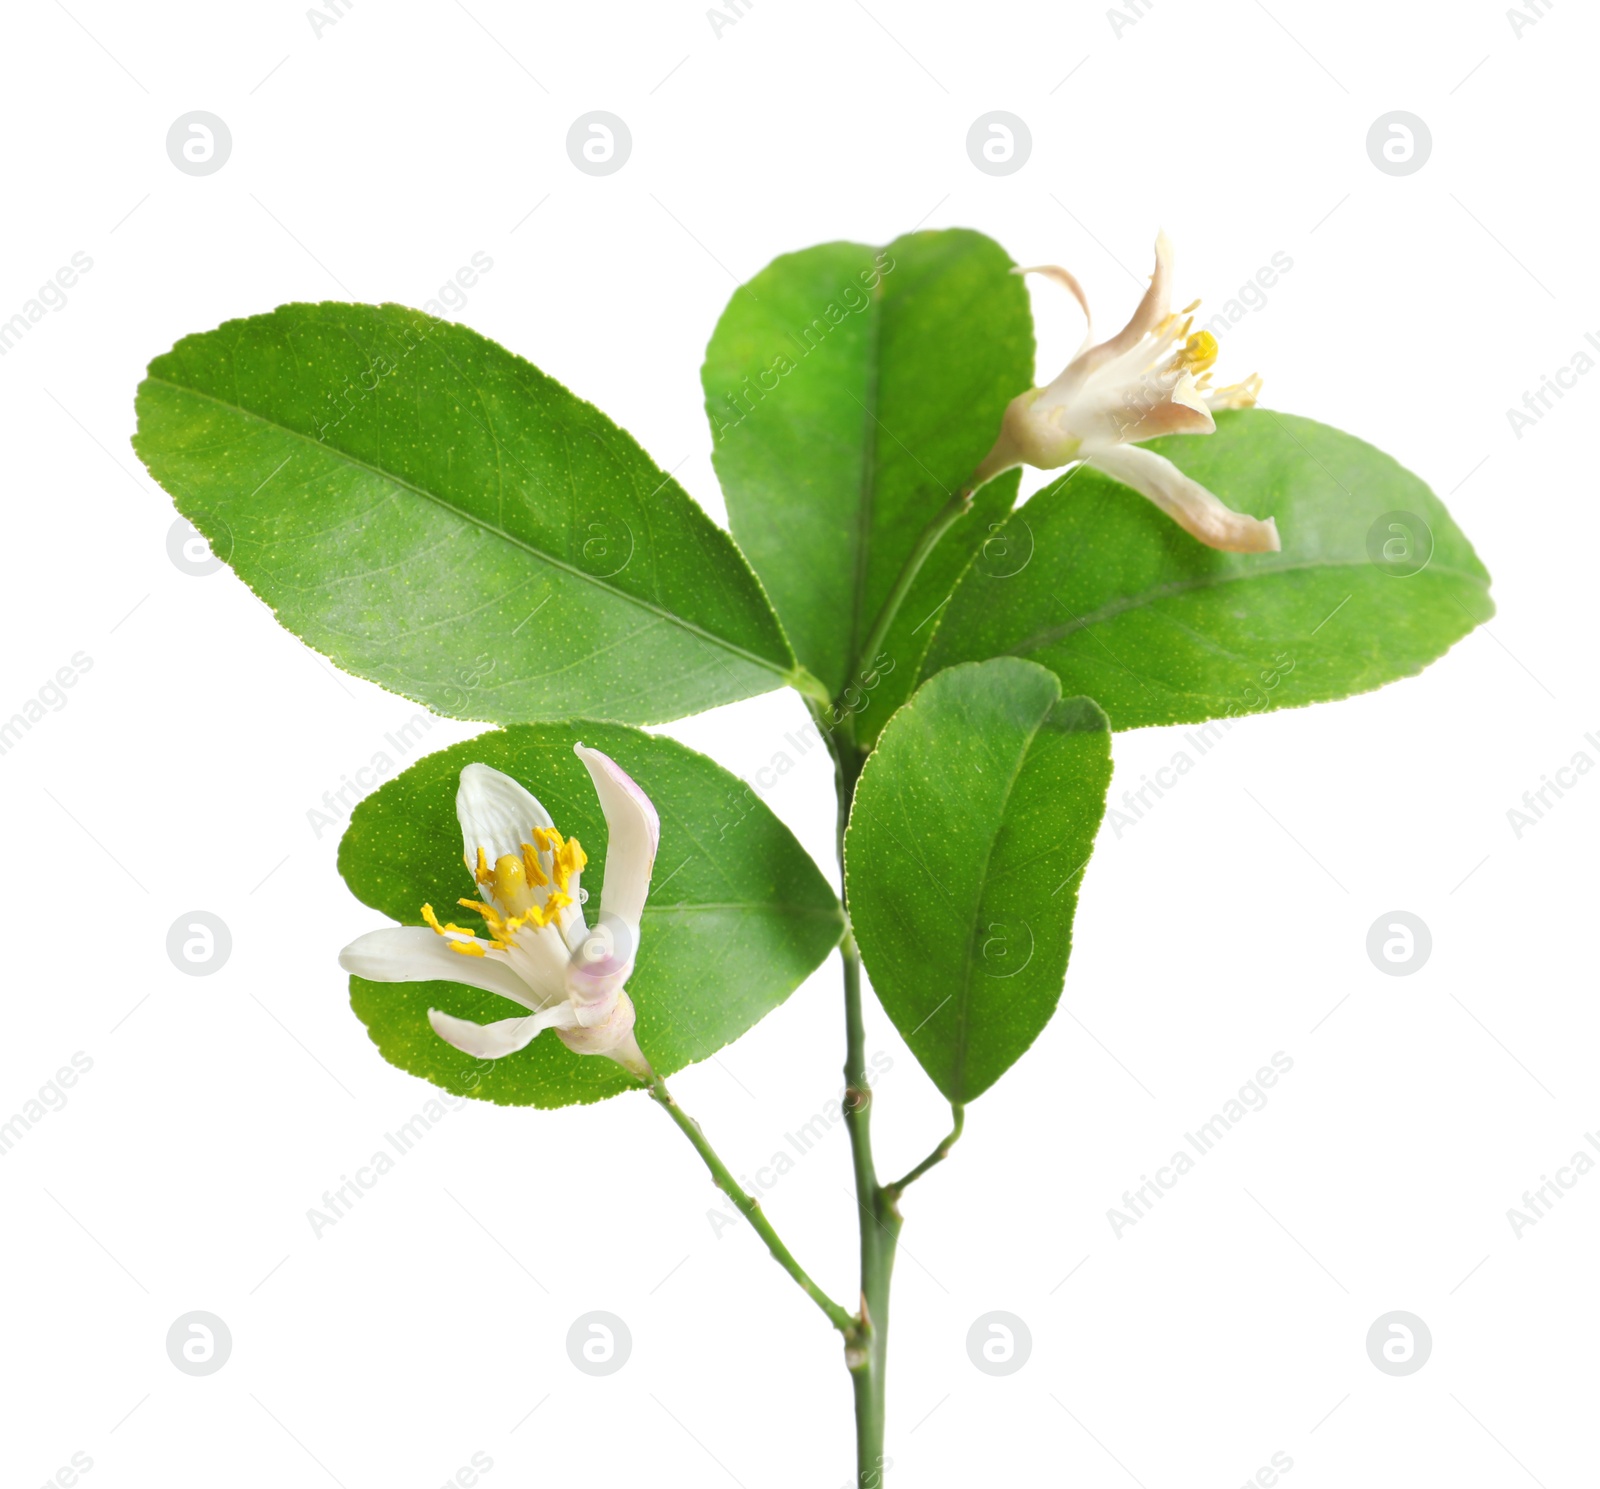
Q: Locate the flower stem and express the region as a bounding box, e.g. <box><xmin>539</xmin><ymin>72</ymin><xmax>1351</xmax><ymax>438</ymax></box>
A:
<box><xmin>647</xmin><ymin>1073</ymin><xmax>855</xmax><ymax>1336</ymax></box>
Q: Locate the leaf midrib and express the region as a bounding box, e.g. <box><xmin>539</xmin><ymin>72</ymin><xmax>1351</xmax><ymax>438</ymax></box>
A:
<box><xmin>145</xmin><ymin>375</ymin><xmax>797</xmax><ymax>686</ymax></box>
<box><xmin>1006</xmin><ymin>556</ymin><xmax>1490</xmax><ymax>659</ymax></box>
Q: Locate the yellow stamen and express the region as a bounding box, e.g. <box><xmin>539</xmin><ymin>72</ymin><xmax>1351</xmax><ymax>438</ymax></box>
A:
<box><xmin>422</xmin><ymin>902</ymin><xmax>480</xmax><ymax>941</ymax></box>
<box><xmin>1209</xmin><ymin>372</ymin><xmax>1263</xmax><ymax>409</ymax></box>
<box><xmin>457</xmin><ymin>897</ymin><xmax>506</xmax><ymax>930</ymax></box>
<box><xmin>474</xmin><ymin>846</ymin><xmax>492</xmax><ymax>886</ymax></box>
<box><xmin>520</xmin><ymin>842</ymin><xmax>548</xmax><ymax>886</ymax></box>
<box><xmin>447</xmin><ymin>939</ymin><xmax>487</xmax><ymax>957</ymax></box>
<box><xmin>1175</xmin><ymin>330</ymin><xmax>1219</xmax><ymax>374</ymax></box>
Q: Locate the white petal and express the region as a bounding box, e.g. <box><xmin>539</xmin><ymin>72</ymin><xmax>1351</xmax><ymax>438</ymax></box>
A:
<box><xmin>1015</xmin><ymin>263</ymin><xmax>1094</xmax><ymax>359</ymax></box>
<box><xmin>456</xmin><ymin>762</ymin><xmax>555</xmax><ymax>868</ymax></box>
<box><xmin>339</xmin><ymin>926</ymin><xmax>538</xmax><ymax>1009</ymax></box>
<box><xmin>427</xmin><ymin>1003</ymin><xmax>579</xmax><ymax>1060</ymax></box>
<box><xmin>555</xmin><ymin>990</ymin><xmax>653</xmax><ymax>1079</ymax></box>
<box><xmin>575</xmin><ymin>744</ymin><xmax>659</xmax><ymax>933</ymax></box>
<box><xmin>1043</xmin><ymin>232</ymin><xmax>1174</xmax><ymax>407</ymax></box>
<box><xmin>1087</xmin><ymin>444</ymin><xmax>1281</xmax><ymax>554</ymax></box>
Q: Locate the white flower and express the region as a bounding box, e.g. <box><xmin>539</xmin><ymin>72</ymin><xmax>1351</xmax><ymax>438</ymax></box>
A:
<box><xmin>973</xmin><ymin>233</ymin><xmax>1280</xmax><ymax>554</ymax></box>
<box><xmin>340</xmin><ymin>745</ymin><xmax>659</xmax><ymax>1081</ymax></box>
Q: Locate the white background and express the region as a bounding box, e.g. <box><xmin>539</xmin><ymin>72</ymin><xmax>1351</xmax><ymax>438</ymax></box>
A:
<box><xmin>1</xmin><ymin>2</ymin><xmax>1595</xmax><ymax>1486</ymax></box>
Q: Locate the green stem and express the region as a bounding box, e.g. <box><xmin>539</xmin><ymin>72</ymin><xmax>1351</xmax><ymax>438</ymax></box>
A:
<box><xmin>851</xmin><ymin>490</ymin><xmax>972</xmax><ymax>692</ymax></box>
<box><xmin>648</xmin><ymin>1073</ymin><xmax>855</xmax><ymax>1336</ymax></box>
<box><xmin>884</xmin><ymin>1104</ymin><xmax>965</xmax><ymax>1201</ymax></box>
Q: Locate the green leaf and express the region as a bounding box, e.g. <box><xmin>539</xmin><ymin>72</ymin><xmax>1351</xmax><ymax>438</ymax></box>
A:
<box><xmin>338</xmin><ymin>724</ymin><xmax>844</xmax><ymax>1107</ymax></box>
<box><xmin>922</xmin><ymin>410</ymin><xmax>1494</xmax><ymax>729</ymax></box>
<box><xmin>844</xmin><ymin>660</ymin><xmax>1111</xmax><ymax>1103</ymax></box>
<box><xmin>701</xmin><ymin>229</ymin><xmax>1034</xmax><ymax>707</ymax></box>
<box><xmin>133</xmin><ymin>302</ymin><xmax>805</xmax><ymax>726</ymax></box>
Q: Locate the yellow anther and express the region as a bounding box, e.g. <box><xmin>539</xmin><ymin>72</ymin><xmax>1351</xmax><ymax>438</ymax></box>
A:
<box><xmin>457</xmin><ymin>897</ymin><xmax>505</xmax><ymax>929</ymax></box>
<box><xmin>447</xmin><ymin>939</ymin><xmax>487</xmax><ymax>957</ymax></box>
<box><xmin>1176</xmin><ymin>330</ymin><xmax>1219</xmax><ymax>373</ymax></box>
<box><xmin>422</xmin><ymin>903</ymin><xmax>478</xmax><ymax>941</ymax></box>
<box><xmin>1210</xmin><ymin>372</ymin><xmax>1263</xmax><ymax>409</ymax></box>
<box><xmin>552</xmin><ymin>836</ymin><xmax>586</xmax><ymax>893</ymax></box>
<box><xmin>474</xmin><ymin>846</ymin><xmax>492</xmax><ymax>886</ymax></box>
<box><xmin>1181</xmin><ymin>297</ymin><xmax>1201</xmax><ymax>315</ymax></box>
<box><xmin>520</xmin><ymin>842</ymin><xmax>548</xmax><ymax>887</ymax></box>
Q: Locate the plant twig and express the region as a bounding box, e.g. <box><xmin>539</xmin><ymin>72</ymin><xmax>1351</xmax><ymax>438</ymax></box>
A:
<box><xmin>648</xmin><ymin>1074</ymin><xmax>855</xmax><ymax>1335</ymax></box>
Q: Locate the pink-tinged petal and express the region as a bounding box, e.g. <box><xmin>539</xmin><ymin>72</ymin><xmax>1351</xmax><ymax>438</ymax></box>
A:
<box><xmin>1015</xmin><ymin>263</ymin><xmax>1094</xmax><ymax>359</ymax></box>
<box><xmin>456</xmin><ymin>763</ymin><xmax>556</xmax><ymax>869</ymax></box>
<box><xmin>1087</xmin><ymin>444</ymin><xmax>1281</xmax><ymax>554</ymax></box>
<box><xmin>427</xmin><ymin>1002</ymin><xmax>579</xmax><ymax>1060</ymax></box>
<box><xmin>574</xmin><ymin>744</ymin><xmax>659</xmax><ymax>934</ymax></box>
<box><xmin>1118</xmin><ymin>372</ymin><xmax>1216</xmax><ymax>442</ymax></box>
<box><xmin>555</xmin><ymin>990</ymin><xmax>653</xmax><ymax>1080</ymax></box>
<box><xmin>339</xmin><ymin>926</ymin><xmax>538</xmax><ymax>1008</ymax></box>
<box><xmin>1042</xmin><ymin>232</ymin><xmax>1174</xmax><ymax>407</ymax></box>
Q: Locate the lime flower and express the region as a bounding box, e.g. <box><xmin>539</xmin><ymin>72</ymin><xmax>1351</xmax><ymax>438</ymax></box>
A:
<box><xmin>973</xmin><ymin>233</ymin><xmax>1280</xmax><ymax>554</ymax></box>
<box><xmin>339</xmin><ymin>746</ymin><xmax>659</xmax><ymax>1080</ymax></box>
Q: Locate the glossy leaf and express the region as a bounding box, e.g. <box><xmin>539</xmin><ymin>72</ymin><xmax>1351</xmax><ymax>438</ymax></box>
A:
<box><xmin>845</xmin><ymin>660</ymin><xmax>1111</xmax><ymax>1103</ymax></box>
<box><xmin>134</xmin><ymin>303</ymin><xmax>804</xmax><ymax>725</ymax></box>
<box><xmin>701</xmin><ymin>229</ymin><xmax>1034</xmax><ymax>709</ymax></box>
<box><xmin>921</xmin><ymin>409</ymin><xmax>1491</xmax><ymax>729</ymax></box>
<box><xmin>339</xmin><ymin>724</ymin><xmax>844</xmax><ymax>1106</ymax></box>
<box><xmin>923</xmin><ymin>410</ymin><xmax>1493</xmax><ymax>729</ymax></box>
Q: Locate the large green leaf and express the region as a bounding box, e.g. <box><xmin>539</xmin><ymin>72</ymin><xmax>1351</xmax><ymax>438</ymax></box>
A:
<box><xmin>844</xmin><ymin>660</ymin><xmax>1111</xmax><ymax>1103</ymax></box>
<box><xmin>701</xmin><ymin>229</ymin><xmax>1034</xmax><ymax>717</ymax></box>
<box><xmin>339</xmin><ymin>724</ymin><xmax>844</xmax><ymax>1106</ymax></box>
<box><xmin>922</xmin><ymin>410</ymin><xmax>1493</xmax><ymax>729</ymax></box>
<box><xmin>133</xmin><ymin>303</ymin><xmax>807</xmax><ymax>725</ymax></box>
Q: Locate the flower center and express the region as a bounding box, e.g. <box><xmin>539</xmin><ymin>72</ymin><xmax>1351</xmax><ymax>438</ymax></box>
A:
<box><xmin>420</xmin><ymin>829</ymin><xmax>588</xmax><ymax>957</ymax></box>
